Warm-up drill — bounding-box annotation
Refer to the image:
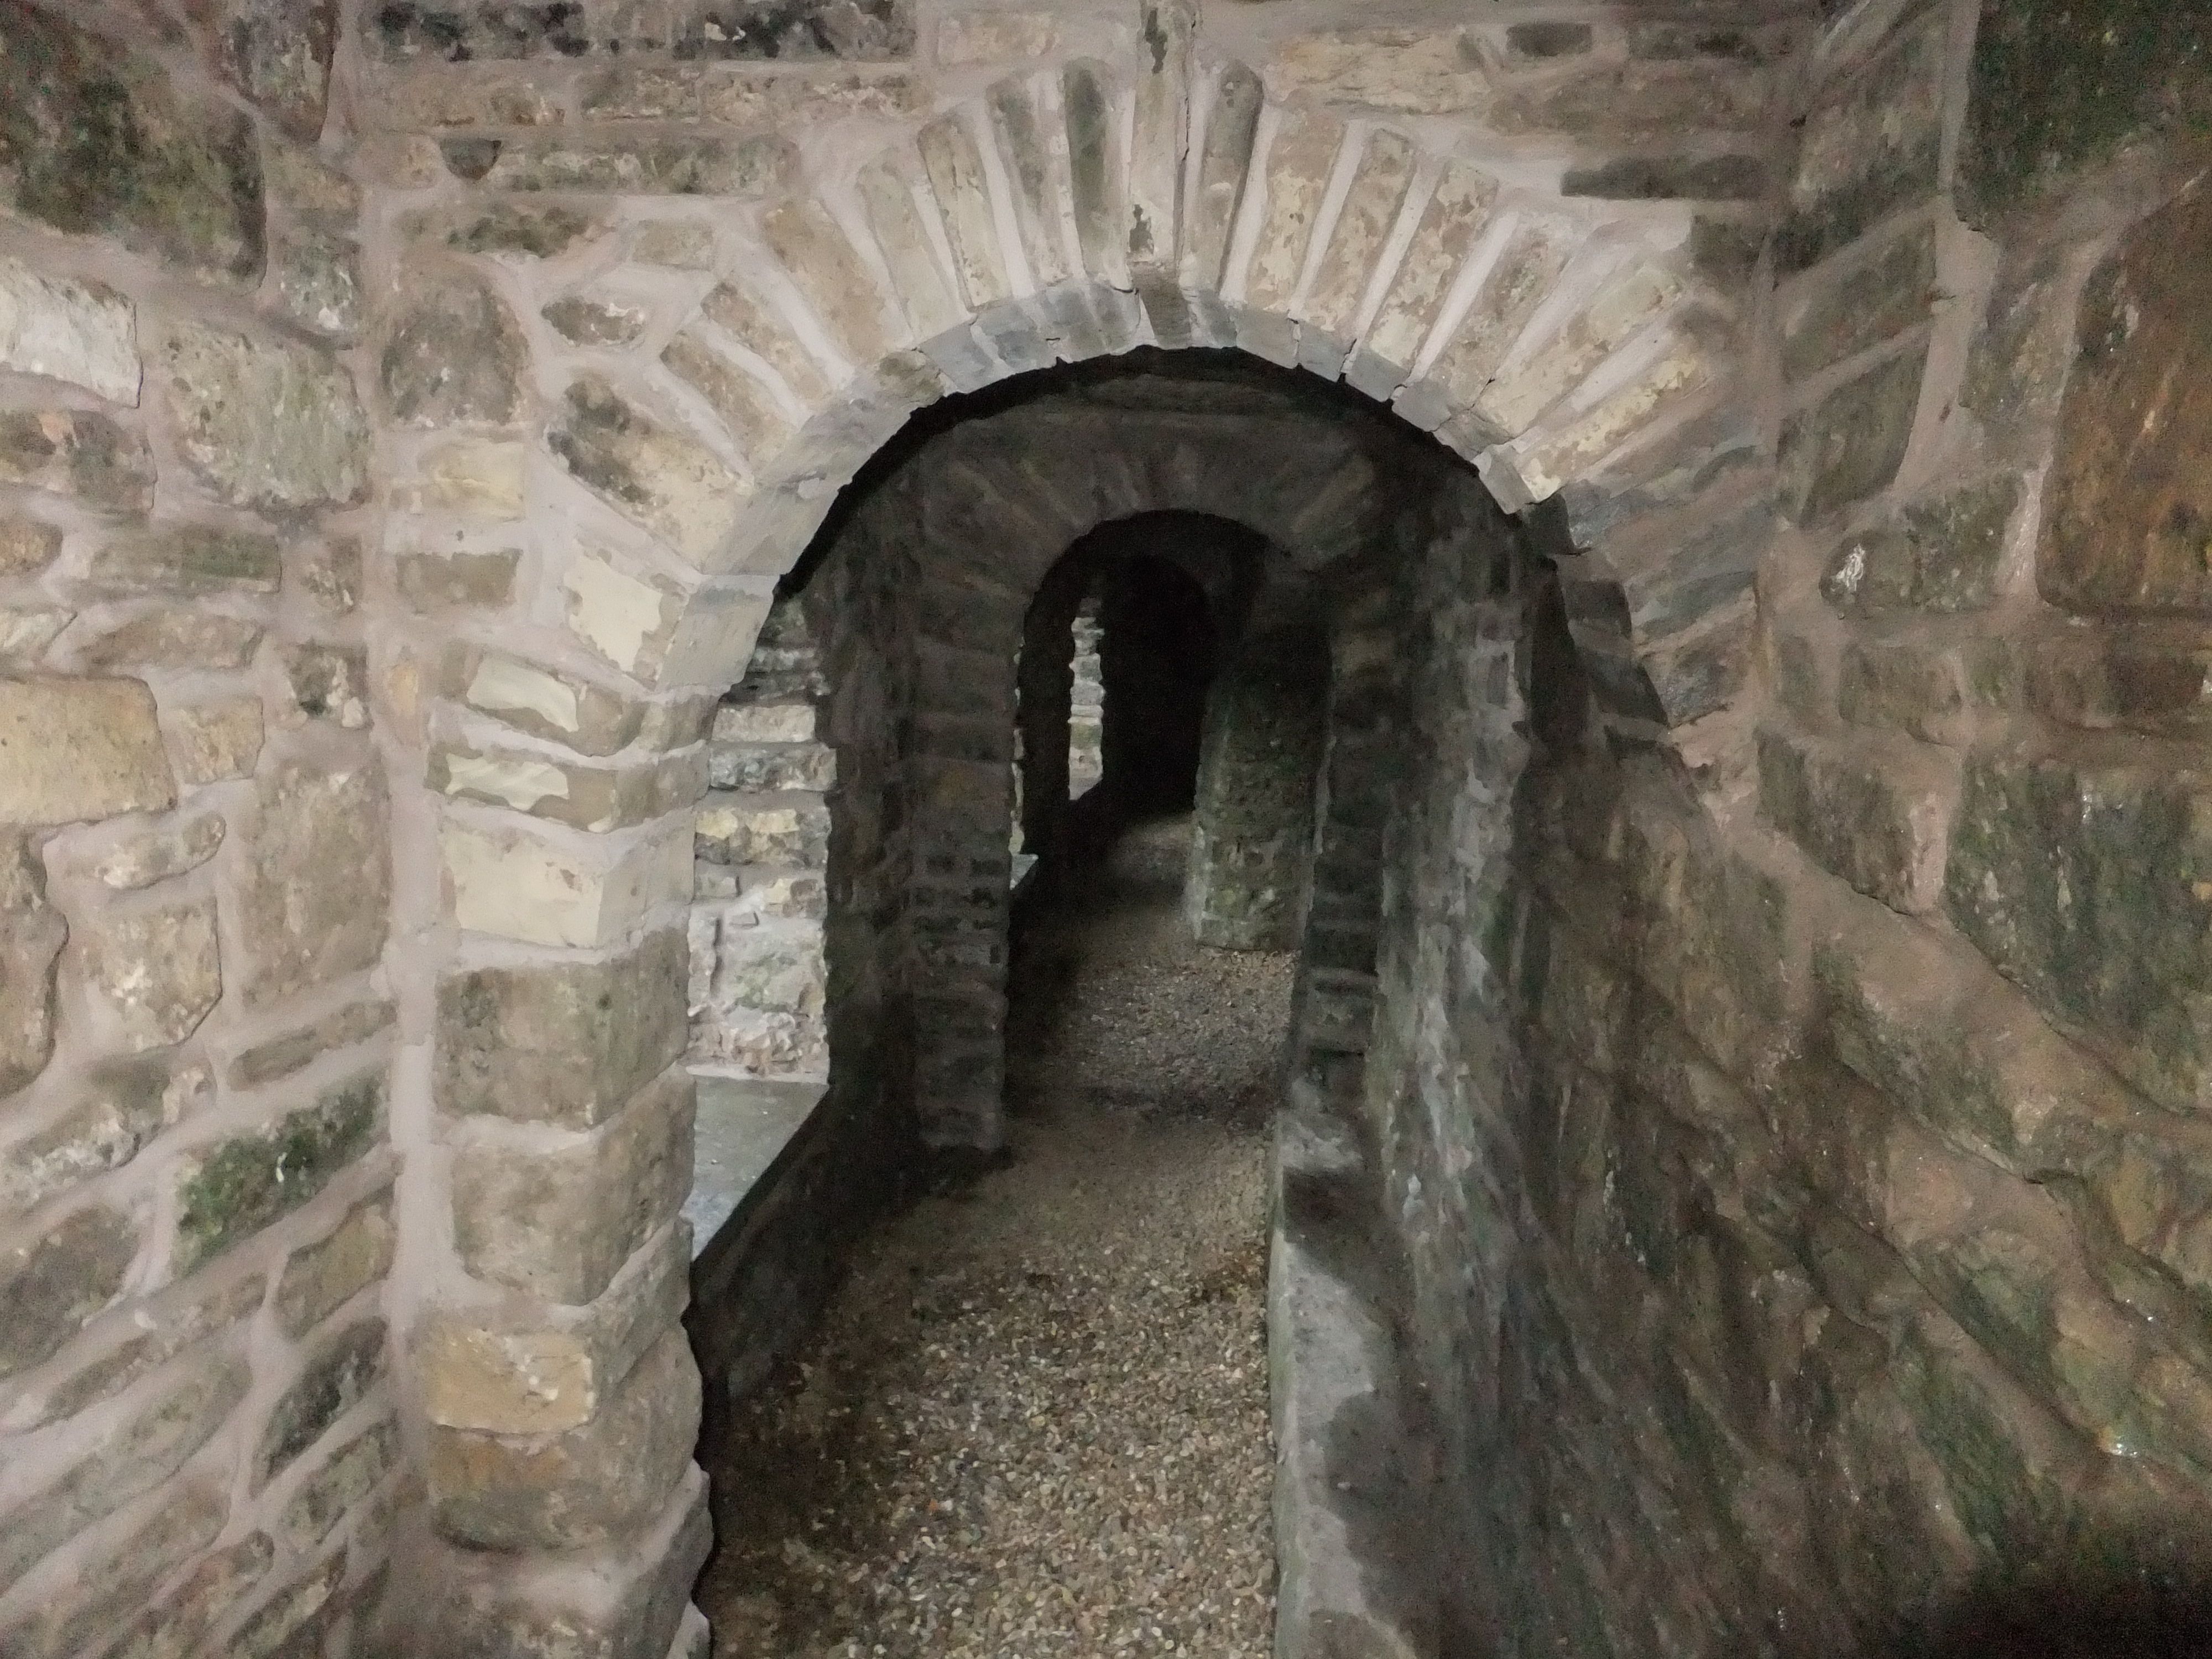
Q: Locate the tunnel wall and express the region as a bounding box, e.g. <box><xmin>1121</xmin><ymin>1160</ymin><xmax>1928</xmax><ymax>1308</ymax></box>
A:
<box><xmin>1359</xmin><ymin>6</ymin><xmax>2212</xmax><ymax>1653</ymax></box>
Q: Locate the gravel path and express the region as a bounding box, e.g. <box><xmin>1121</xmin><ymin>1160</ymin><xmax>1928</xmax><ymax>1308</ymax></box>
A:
<box><xmin>698</xmin><ymin>816</ymin><xmax>1292</xmax><ymax>1658</ymax></box>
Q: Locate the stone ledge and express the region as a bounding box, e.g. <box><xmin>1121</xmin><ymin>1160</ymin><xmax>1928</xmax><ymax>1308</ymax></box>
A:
<box><xmin>682</xmin><ymin>1074</ymin><xmax>826</xmax><ymax>1258</ymax></box>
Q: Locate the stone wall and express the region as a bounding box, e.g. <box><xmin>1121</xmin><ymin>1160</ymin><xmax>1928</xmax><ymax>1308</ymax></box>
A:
<box><xmin>1354</xmin><ymin>2</ymin><xmax>2212</xmax><ymax>1653</ymax></box>
<box><xmin>0</xmin><ymin>0</ymin><xmax>401</xmax><ymax>1653</ymax></box>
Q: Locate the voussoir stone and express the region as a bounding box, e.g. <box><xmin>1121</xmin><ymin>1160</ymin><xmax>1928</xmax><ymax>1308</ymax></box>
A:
<box><xmin>549</xmin><ymin>375</ymin><xmax>748</xmax><ymax>564</ymax></box>
<box><xmin>382</xmin><ymin>269</ymin><xmax>528</xmax><ymax>427</ymax></box>
<box><xmin>428</xmin><ymin>1326</ymin><xmax>699</xmax><ymax>1551</ymax></box>
<box><xmin>163</xmin><ymin>322</ymin><xmax>367</xmax><ymax>509</ymax></box>
<box><xmin>0</xmin><ymin>677</ymin><xmax>175</xmax><ymax>826</ymax></box>
<box><xmin>436</xmin><ymin>929</ymin><xmax>688</xmax><ymax>1129</ymax></box>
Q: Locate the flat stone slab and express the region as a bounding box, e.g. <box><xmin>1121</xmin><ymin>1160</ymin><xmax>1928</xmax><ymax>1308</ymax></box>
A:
<box><xmin>684</xmin><ymin>1075</ymin><xmax>826</xmax><ymax>1257</ymax></box>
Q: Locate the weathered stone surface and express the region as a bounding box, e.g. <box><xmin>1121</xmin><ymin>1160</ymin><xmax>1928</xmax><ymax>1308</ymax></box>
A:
<box><xmin>301</xmin><ymin>540</ymin><xmax>360</xmax><ymax>612</ymax></box>
<box><xmin>369</xmin><ymin>0</ymin><xmax>915</xmax><ymax>61</ymax></box>
<box><xmin>87</xmin><ymin>524</ymin><xmax>282</xmax><ymax>595</ymax></box>
<box><xmin>1782</xmin><ymin>223</ymin><xmax>1937</xmax><ymax>382</ymax></box>
<box><xmin>92</xmin><ymin>1527</ymin><xmax>274</xmax><ymax>1659</ymax></box>
<box><xmin>422</xmin><ymin>1218</ymin><xmax>687</xmax><ymax>1434</ymax></box>
<box><xmin>398</xmin><ymin>547</ymin><xmax>521</xmax><ymax>610</ymax></box>
<box><xmin>280</xmin><ymin>1413</ymin><xmax>397</xmax><ymax>1548</ymax></box>
<box><xmin>0</xmin><ymin>1204</ymin><xmax>138</xmax><ymax>1383</ymax></box>
<box><xmin>284</xmin><ymin>642</ymin><xmax>370</xmax><ymax>727</ymax></box>
<box><xmin>1422</xmin><ymin>215</ymin><xmax>1579</xmax><ymax>411</ymax></box>
<box><xmin>663</xmin><ymin>329</ymin><xmax>791</xmax><ymax>456</ymax></box>
<box><xmin>1244</xmin><ymin>108</ymin><xmax>1345</xmax><ymax>316</ymax></box>
<box><xmin>550</xmin><ymin>377</ymin><xmax>748</xmax><ymax>565</ymax></box>
<box><xmin>0</xmin><ymin>1353</ymin><xmax>245</xmax><ymax>1592</ymax></box>
<box><xmin>0</xmin><ymin>1481</ymin><xmax>226</xmax><ymax>1658</ymax></box>
<box><xmin>696</xmin><ymin>792</ymin><xmax>830</xmax><ymax>866</ymax></box>
<box><xmin>232</xmin><ymin>998</ymin><xmax>393</xmax><ymax>1089</ymax></box>
<box><xmin>195</xmin><ymin>0</ymin><xmax>338</xmax><ymax>140</ymax></box>
<box><xmin>1780</xmin><ymin>346</ymin><xmax>1928</xmax><ymax>524</ymax></box>
<box><xmin>437</xmin><ymin>930</ymin><xmax>688</xmax><ymax>1130</ymax></box>
<box><xmin>545</xmin><ymin>295</ymin><xmax>650</xmax><ymax>347</ymax></box>
<box><xmin>0</xmin><ymin>1056</ymin><xmax>196</xmax><ymax>1223</ymax></box>
<box><xmin>1498</xmin><ymin>60</ymin><xmax>1771</xmax><ymax>138</ymax></box>
<box><xmin>2040</xmin><ymin>187</ymin><xmax>2212</xmax><ymax>614</ymax></box>
<box><xmin>0</xmin><ymin>410</ymin><xmax>155</xmax><ymax>512</ymax></box>
<box><xmin>165</xmin><ymin>697</ymin><xmax>265</xmax><ymax>784</ymax></box>
<box><xmin>1267</xmin><ymin>28</ymin><xmax>1494</xmax><ymax>113</ymax></box>
<box><xmin>474</xmin><ymin>133</ymin><xmax>795</xmax><ymax>196</ymax></box>
<box><xmin>238</xmin><ymin>759</ymin><xmax>388</xmax><ymax>1004</ymax></box>
<box><xmin>225</xmin><ymin>1548</ymin><xmax>346</xmax><ymax>1659</ymax></box>
<box><xmin>1775</xmin><ymin>16</ymin><xmax>1944</xmax><ymax>272</ymax></box>
<box><xmin>1959</xmin><ymin>0</ymin><xmax>2211</xmax><ymax>223</ymax></box>
<box><xmin>0</xmin><ymin>677</ymin><xmax>175</xmax><ymax>826</ymax></box>
<box><xmin>0</xmin><ymin>604</ymin><xmax>69</xmax><ymax>665</ymax></box>
<box><xmin>452</xmin><ymin>1067</ymin><xmax>692</xmax><ymax>1305</ymax></box>
<box><xmin>442</xmin><ymin>813</ymin><xmax>690</xmax><ymax>948</ymax></box>
<box><xmin>253</xmin><ymin>1316</ymin><xmax>387</xmax><ymax>1487</ymax></box>
<box><xmin>30</xmin><ymin>1266</ymin><xmax>257</xmax><ymax>1426</ymax></box>
<box><xmin>275</xmin><ymin>1190</ymin><xmax>394</xmax><ymax>1336</ymax></box>
<box><xmin>264</xmin><ymin>139</ymin><xmax>358</xmax><ymax>223</ymax></box>
<box><xmin>1839</xmin><ymin>638</ymin><xmax>1976</xmax><ymax>747</ymax></box>
<box><xmin>0</xmin><ymin>4</ymin><xmax>265</xmax><ymax>284</ymax></box>
<box><xmin>0</xmin><ymin>518</ymin><xmax>61</xmax><ymax>577</ymax></box>
<box><xmin>448</xmin><ymin>648</ymin><xmax>645</xmax><ymax>755</ymax></box>
<box><xmin>1947</xmin><ymin>753</ymin><xmax>2212</xmax><ymax>1115</ymax></box>
<box><xmin>0</xmin><ymin>258</ymin><xmax>139</xmax><ymax>403</ymax></box>
<box><xmin>274</xmin><ymin>229</ymin><xmax>363</xmax><ymax>337</ymax></box>
<box><xmin>1759</xmin><ymin>726</ymin><xmax>1957</xmax><ymax>914</ymax></box>
<box><xmin>0</xmin><ymin>839</ymin><xmax>63</xmax><ymax>1095</ymax></box>
<box><xmin>86</xmin><ymin>896</ymin><xmax>222</xmax><ymax>1051</ymax></box>
<box><xmin>163</xmin><ymin>324</ymin><xmax>368</xmax><ymax>509</ymax></box>
<box><xmin>1305</xmin><ymin>128</ymin><xmax>1417</xmax><ymax>341</ymax></box>
<box><xmin>1562</xmin><ymin>154</ymin><xmax>1766</xmax><ymax>200</ymax></box>
<box><xmin>447</xmin><ymin>202</ymin><xmax>606</xmax><ymax>258</ymax></box>
<box><xmin>80</xmin><ymin>612</ymin><xmax>265</xmax><ymax>672</ymax></box>
<box><xmin>633</xmin><ymin>220</ymin><xmax>716</xmax><ymax>268</ymax></box>
<box><xmin>382</xmin><ymin>269</ymin><xmax>526</xmax><ymax>429</ymax></box>
<box><xmin>764</xmin><ymin>195</ymin><xmax>891</xmax><ymax>365</ymax></box>
<box><xmin>1352</xmin><ymin>161</ymin><xmax>1498</xmax><ymax>390</ymax></box>
<box><xmin>1823</xmin><ymin>474</ymin><xmax>2021</xmax><ymax>614</ymax></box>
<box><xmin>422</xmin><ymin>1472</ymin><xmax>711</xmax><ymax>1659</ymax></box>
<box><xmin>429</xmin><ymin>1326</ymin><xmax>698</xmax><ymax>1551</ymax></box>
<box><xmin>173</xmin><ymin>1072</ymin><xmax>383</xmax><ymax>1272</ymax></box>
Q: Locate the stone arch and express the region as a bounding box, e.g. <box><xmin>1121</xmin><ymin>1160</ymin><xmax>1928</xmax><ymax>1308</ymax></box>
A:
<box><xmin>400</xmin><ymin>10</ymin><xmax>1781</xmax><ymax>1645</ymax></box>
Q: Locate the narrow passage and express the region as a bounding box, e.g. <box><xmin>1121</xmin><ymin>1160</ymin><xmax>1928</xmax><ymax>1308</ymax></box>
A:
<box><xmin>698</xmin><ymin>817</ymin><xmax>1292</xmax><ymax>1657</ymax></box>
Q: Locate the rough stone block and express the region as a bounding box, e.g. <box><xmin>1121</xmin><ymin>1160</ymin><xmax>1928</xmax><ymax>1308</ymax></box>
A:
<box><xmin>0</xmin><ymin>257</ymin><xmax>139</xmax><ymax>403</ymax></box>
<box><xmin>0</xmin><ymin>1481</ymin><xmax>226</xmax><ymax>1658</ymax></box>
<box><xmin>162</xmin><ymin>323</ymin><xmax>368</xmax><ymax>509</ymax></box>
<box><xmin>276</xmin><ymin>1189</ymin><xmax>395</xmax><ymax>1336</ymax></box>
<box><xmin>274</xmin><ymin>228</ymin><xmax>362</xmax><ymax>337</ymax></box>
<box><xmin>1838</xmin><ymin>638</ymin><xmax>1976</xmax><ymax>747</ymax></box>
<box><xmin>88</xmin><ymin>1526</ymin><xmax>274</xmax><ymax>1659</ymax></box>
<box><xmin>1823</xmin><ymin>473</ymin><xmax>2022</xmax><ymax>615</ymax></box>
<box><xmin>419</xmin><ymin>1468</ymin><xmax>711</xmax><ymax>1659</ymax></box>
<box><xmin>1780</xmin><ymin>346</ymin><xmax>1928</xmax><ymax>524</ymax></box>
<box><xmin>1759</xmin><ymin>726</ymin><xmax>1957</xmax><ymax>913</ymax></box>
<box><xmin>0</xmin><ymin>1203</ymin><xmax>139</xmax><ymax>1383</ymax></box>
<box><xmin>0</xmin><ymin>1055</ymin><xmax>196</xmax><ymax>1224</ymax></box>
<box><xmin>2040</xmin><ymin>187</ymin><xmax>2212</xmax><ymax>614</ymax></box>
<box><xmin>545</xmin><ymin>295</ymin><xmax>650</xmax><ymax>348</ymax></box>
<box><xmin>96</xmin><ymin>815</ymin><xmax>227</xmax><ymax>896</ymax></box>
<box><xmin>0</xmin><ymin>517</ymin><xmax>60</xmax><ymax>577</ymax></box>
<box><xmin>166</xmin><ymin>697</ymin><xmax>265</xmax><ymax>785</ymax></box>
<box><xmin>429</xmin><ymin>1326</ymin><xmax>698</xmax><ymax>1551</ymax></box>
<box><xmin>1561</xmin><ymin>154</ymin><xmax>1767</xmax><ymax>200</ymax></box>
<box><xmin>79</xmin><ymin>612</ymin><xmax>265</xmax><ymax>672</ymax></box>
<box><xmin>279</xmin><ymin>1413</ymin><xmax>397</xmax><ymax>1550</ymax></box>
<box><xmin>0</xmin><ymin>677</ymin><xmax>175</xmax><ymax>827</ymax></box>
<box><xmin>382</xmin><ymin>269</ymin><xmax>527</xmax><ymax>428</ymax></box>
<box><xmin>1266</xmin><ymin>28</ymin><xmax>1495</xmax><ymax>113</ymax></box>
<box><xmin>231</xmin><ymin>996</ymin><xmax>393</xmax><ymax>1088</ymax></box>
<box><xmin>696</xmin><ymin>791</ymin><xmax>830</xmax><ymax>867</ymax></box>
<box><xmin>85</xmin><ymin>895</ymin><xmax>222</xmax><ymax>1051</ymax></box>
<box><xmin>431</xmin><ymin>740</ymin><xmax>691</xmax><ymax>833</ymax></box>
<box><xmin>550</xmin><ymin>377</ymin><xmax>749</xmax><ymax>566</ymax></box>
<box><xmin>1946</xmin><ymin>753</ymin><xmax>2212</xmax><ymax>1115</ymax></box>
<box><xmin>445</xmin><ymin>201</ymin><xmax>607</xmax><ymax>259</ymax></box>
<box><xmin>28</xmin><ymin>1267</ymin><xmax>257</xmax><ymax>1430</ymax></box>
<box><xmin>398</xmin><ymin>547</ymin><xmax>521</xmax><ymax>610</ymax></box>
<box><xmin>473</xmin><ymin>133</ymin><xmax>794</xmax><ymax>196</ymax></box>
<box><xmin>173</xmin><ymin>1072</ymin><xmax>383</xmax><ymax>1274</ymax></box>
<box><xmin>0</xmin><ymin>409</ymin><xmax>155</xmax><ymax>512</ymax></box>
<box><xmin>1782</xmin><ymin>223</ymin><xmax>1938</xmax><ymax>383</ymax></box>
<box><xmin>87</xmin><ymin>524</ymin><xmax>281</xmax><ymax>596</ymax></box>
<box><xmin>253</xmin><ymin>1316</ymin><xmax>387</xmax><ymax>1488</ymax></box>
<box><xmin>0</xmin><ymin>4</ymin><xmax>265</xmax><ymax>285</ymax></box>
<box><xmin>442</xmin><ymin>813</ymin><xmax>691</xmax><ymax>949</ymax></box>
<box><xmin>223</xmin><ymin>1548</ymin><xmax>347</xmax><ymax>1659</ymax></box>
<box><xmin>201</xmin><ymin>0</ymin><xmax>338</xmax><ymax>141</ymax></box>
<box><xmin>448</xmin><ymin>648</ymin><xmax>646</xmax><ymax>757</ymax></box>
<box><xmin>1775</xmin><ymin>16</ymin><xmax>1945</xmax><ymax>272</ymax></box>
<box><xmin>451</xmin><ymin>1066</ymin><xmax>693</xmax><ymax>1305</ymax></box>
<box><xmin>0</xmin><ymin>1353</ymin><xmax>246</xmax><ymax>1592</ymax></box>
<box><xmin>238</xmin><ymin>759</ymin><xmax>388</xmax><ymax>1004</ymax></box>
<box><xmin>436</xmin><ymin>930</ymin><xmax>687</xmax><ymax>1130</ymax></box>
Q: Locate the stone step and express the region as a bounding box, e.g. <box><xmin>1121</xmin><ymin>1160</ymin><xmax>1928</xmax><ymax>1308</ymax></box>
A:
<box><xmin>682</xmin><ymin>1075</ymin><xmax>826</xmax><ymax>1258</ymax></box>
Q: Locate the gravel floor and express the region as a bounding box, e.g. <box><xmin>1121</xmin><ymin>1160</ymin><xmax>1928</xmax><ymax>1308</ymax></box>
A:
<box><xmin>698</xmin><ymin>816</ymin><xmax>1293</xmax><ymax>1658</ymax></box>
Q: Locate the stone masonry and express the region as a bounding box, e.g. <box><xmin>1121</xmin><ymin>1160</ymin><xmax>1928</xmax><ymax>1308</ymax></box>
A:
<box><xmin>0</xmin><ymin>0</ymin><xmax>2208</xmax><ymax>1654</ymax></box>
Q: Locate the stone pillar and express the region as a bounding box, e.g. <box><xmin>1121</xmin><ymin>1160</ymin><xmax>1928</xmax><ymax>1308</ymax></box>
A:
<box><xmin>1185</xmin><ymin>621</ymin><xmax>1329</xmax><ymax>950</ymax></box>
